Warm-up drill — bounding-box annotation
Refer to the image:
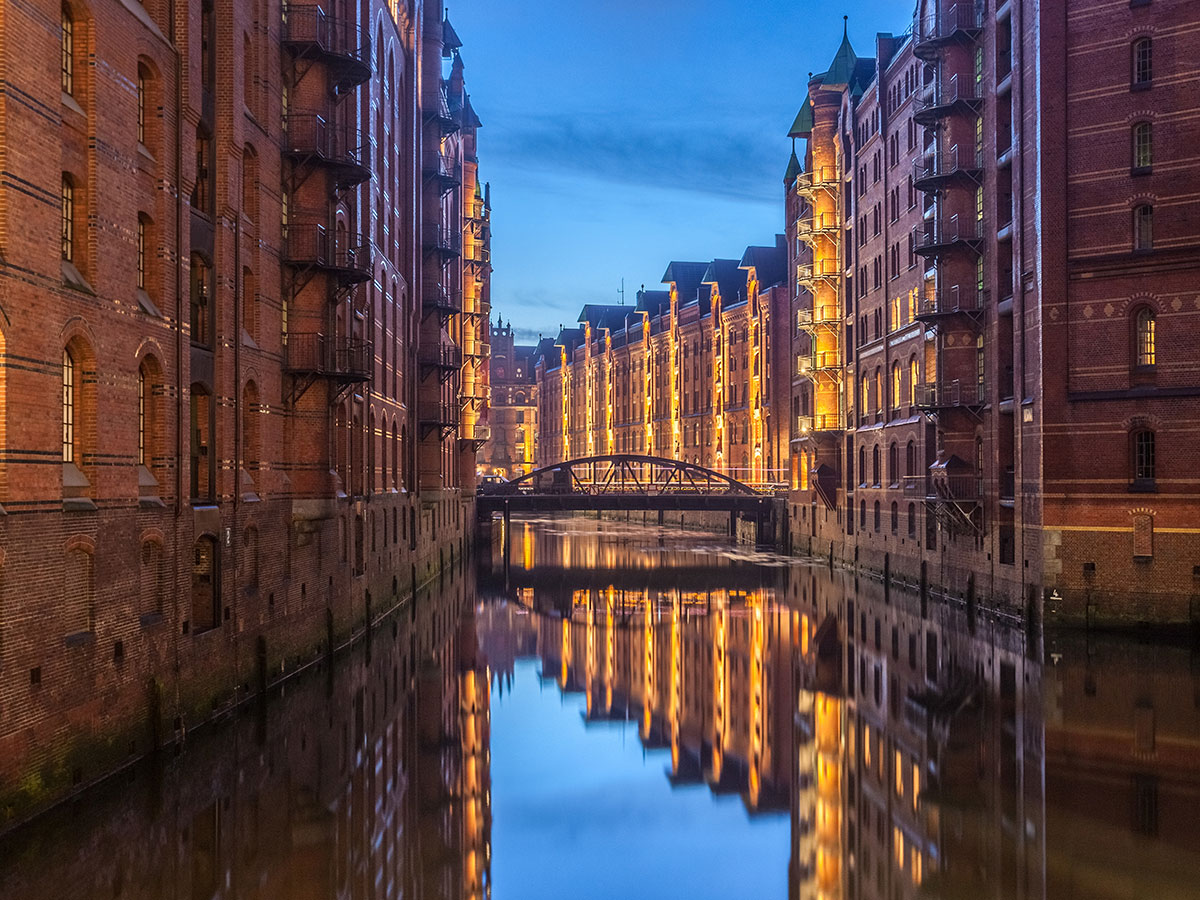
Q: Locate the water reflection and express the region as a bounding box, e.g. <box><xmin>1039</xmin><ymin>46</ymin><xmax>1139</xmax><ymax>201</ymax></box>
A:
<box><xmin>479</xmin><ymin>518</ymin><xmax>1200</xmax><ymax>900</ymax></box>
<box><xmin>2</xmin><ymin>519</ymin><xmax>1198</xmax><ymax>899</ymax></box>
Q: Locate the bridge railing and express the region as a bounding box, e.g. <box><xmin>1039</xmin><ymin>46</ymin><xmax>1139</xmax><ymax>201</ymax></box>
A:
<box><xmin>485</xmin><ymin>454</ymin><xmax>768</xmax><ymax>498</ymax></box>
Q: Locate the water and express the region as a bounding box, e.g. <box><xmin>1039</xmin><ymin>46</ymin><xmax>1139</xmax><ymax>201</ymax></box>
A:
<box><xmin>2</xmin><ymin>517</ymin><xmax>1199</xmax><ymax>899</ymax></box>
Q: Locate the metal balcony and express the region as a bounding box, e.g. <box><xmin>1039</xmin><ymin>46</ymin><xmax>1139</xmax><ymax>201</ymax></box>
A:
<box><xmin>283</xmin><ymin>223</ymin><xmax>373</xmax><ymax>284</ymax></box>
<box><xmin>424</xmin><ymin>85</ymin><xmax>460</xmax><ymax>136</ymax></box>
<box><xmin>418</xmin><ymin>342</ymin><xmax>463</xmax><ymax>379</ymax></box>
<box><xmin>913</xmin><ymin>2</ymin><xmax>983</xmax><ymax>61</ymax></box>
<box><xmin>913</xmin><ymin>380</ymin><xmax>986</xmax><ymax>411</ymax></box>
<box><xmin>796</xmin><ymin>306</ymin><xmax>841</xmax><ymax>331</ymax></box>
<box><xmin>916</xmin><ymin>285</ymin><xmax>986</xmax><ymax>321</ymax></box>
<box><xmin>796</xmin><ymin>212</ymin><xmax>840</xmax><ymax>244</ymax></box>
<box><xmin>794</xmin><ymin>166</ymin><xmax>839</xmax><ymax>197</ymax></box>
<box><xmin>913</xmin><ymin>74</ymin><xmax>983</xmax><ymax>126</ymax></box>
<box><xmin>282</xmin><ymin>6</ymin><xmax>372</xmax><ymax>90</ymax></box>
<box><xmin>423</xmin><ymin>284</ymin><xmax>463</xmax><ymax>316</ymax></box>
<box><xmin>424</xmin><ymin>150</ymin><xmax>460</xmax><ymax>194</ymax></box>
<box><xmin>795</xmin><ymin>413</ymin><xmax>842</xmax><ymax>439</ymax></box>
<box><xmin>796</xmin><ymin>259</ymin><xmax>840</xmax><ymax>287</ymax></box>
<box><xmin>799</xmin><ymin>351</ymin><xmax>841</xmax><ymax>377</ymax></box>
<box><xmin>903</xmin><ymin>474</ymin><xmax>981</xmax><ymax>503</ymax></box>
<box><xmin>420</xmin><ymin>397</ymin><xmax>459</xmax><ymax>439</ymax></box>
<box><xmin>913</xmin><ymin>214</ymin><xmax>984</xmax><ymax>257</ymax></box>
<box><xmin>913</xmin><ymin>143</ymin><xmax>983</xmax><ymax>191</ymax></box>
<box><xmin>459</xmin><ymin>421</ymin><xmax>491</xmax><ymax>450</ymax></box>
<box><xmin>423</xmin><ymin>224</ymin><xmax>462</xmax><ymax>259</ymax></box>
<box><xmin>283</xmin><ymin>113</ymin><xmax>373</xmax><ymax>187</ymax></box>
<box><xmin>284</xmin><ymin>333</ymin><xmax>371</xmax><ymax>382</ymax></box>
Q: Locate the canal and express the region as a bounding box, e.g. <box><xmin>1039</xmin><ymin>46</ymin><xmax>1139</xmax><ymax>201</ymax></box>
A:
<box><xmin>1</xmin><ymin>517</ymin><xmax>1199</xmax><ymax>899</ymax></box>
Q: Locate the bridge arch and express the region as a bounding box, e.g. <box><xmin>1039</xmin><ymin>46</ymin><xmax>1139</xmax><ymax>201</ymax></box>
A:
<box><xmin>490</xmin><ymin>454</ymin><xmax>764</xmax><ymax>498</ymax></box>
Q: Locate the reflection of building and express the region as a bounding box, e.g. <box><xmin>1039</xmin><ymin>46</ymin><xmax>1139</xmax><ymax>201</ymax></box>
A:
<box><xmin>535</xmin><ymin>243</ymin><xmax>791</xmax><ymax>484</ymax></box>
<box><xmin>785</xmin><ymin>3</ymin><xmax>1200</xmax><ymax>622</ymax></box>
<box><xmin>0</xmin><ymin>574</ymin><xmax>488</xmax><ymax>900</ymax></box>
<box><xmin>479</xmin><ymin>321</ymin><xmax>537</xmax><ymax>478</ymax></box>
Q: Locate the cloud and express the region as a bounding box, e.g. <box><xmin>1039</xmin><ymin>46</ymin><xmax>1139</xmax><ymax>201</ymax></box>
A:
<box><xmin>486</xmin><ymin>109</ymin><xmax>787</xmax><ymax>205</ymax></box>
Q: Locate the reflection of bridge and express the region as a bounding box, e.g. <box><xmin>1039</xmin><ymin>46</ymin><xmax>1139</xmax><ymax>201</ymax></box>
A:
<box><xmin>477</xmin><ymin>455</ymin><xmax>780</xmax><ymax>538</ymax></box>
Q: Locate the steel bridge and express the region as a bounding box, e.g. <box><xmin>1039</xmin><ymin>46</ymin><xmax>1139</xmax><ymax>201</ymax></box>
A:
<box><xmin>476</xmin><ymin>454</ymin><xmax>782</xmax><ymax>546</ymax></box>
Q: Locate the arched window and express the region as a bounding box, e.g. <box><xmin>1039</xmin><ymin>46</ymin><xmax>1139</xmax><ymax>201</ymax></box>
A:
<box><xmin>61</xmin><ymin>174</ymin><xmax>76</xmax><ymax>262</ymax></box>
<box><xmin>860</xmin><ymin>499</ymin><xmax>867</xmax><ymax>530</ymax></box>
<box><xmin>136</xmin><ymin>64</ymin><xmax>148</xmax><ymax>145</ymax></box>
<box><xmin>874</xmin><ymin>368</ymin><xmax>883</xmax><ymax>418</ymax></box>
<box><xmin>891</xmin><ymin>501</ymin><xmax>899</xmax><ymax>534</ymax></box>
<box><xmin>140</xmin><ymin>539</ymin><xmax>164</xmax><ymax>614</ymax></box>
<box><xmin>241</xmin><ymin>381</ymin><xmax>259</xmax><ymax>473</ymax></box>
<box><xmin>891</xmin><ymin>362</ymin><xmax>902</xmax><ymax>412</ymax></box>
<box><xmin>861</xmin><ymin>376</ymin><xmax>869</xmax><ymax>418</ymax></box>
<box><xmin>66</xmin><ymin>546</ymin><xmax>95</xmax><ymax>634</ymax></box>
<box><xmin>906</xmin><ymin>440</ymin><xmax>916</xmax><ymax>477</ymax></box>
<box><xmin>1133</xmin><ymin>205</ymin><xmax>1153</xmax><ymax>251</ymax></box>
<box><xmin>1135</xmin><ymin>308</ymin><xmax>1156</xmax><ymax>367</ymax></box>
<box><xmin>1132</xmin><ymin>429</ymin><xmax>1156</xmax><ymax>486</ymax></box>
<box><xmin>242</xmin><ymin>267</ymin><xmax>256</xmax><ymax>341</ymax></box>
<box><xmin>909</xmin><ymin>356</ymin><xmax>918</xmax><ymax>406</ymax></box>
<box><xmin>858</xmin><ymin>446</ymin><xmax>866</xmax><ymax>485</ymax></box>
<box><xmin>242</xmin><ymin>145</ymin><xmax>258</xmax><ymax>228</ymax></box>
<box><xmin>1132</xmin><ymin>38</ymin><xmax>1152</xmax><ymax>87</ymax></box>
<box><xmin>191</xmin><ymin>536</ymin><xmax>219</xmax><ymax>632</ymax></box>
<box><xmin>243</xmin><ymin>33</ymin><xmax>254</xmax><ymax>112</ymax></box>
<box><xmin>62</xmin><ymin>348</ymin><xmax>76</xmax><ymax>463</ymax></box>
<box><xmin>873</xmin><ymin>501</ymin><xmax>881</xmax><ymax>532</ymax></box>
<box><xmin>391</xmin><ymin>421</ymin><xmax>399</xmax><ymax>490</ymax></box>
<box><xmin>137</xmin><ymin>213</ymin><xmax>152</xmax><ymax>293</ymax></box>
<box><xmin>61</xmin><ymin>5</ymin><xmax>75</xmax><ymax>95</ymax></box>
<box><xmin>907</xmin><ymin>503</ymin><xmax>917</xmax><ymax>537</ymax></box>
<box><xmin>888</xmin><ymin>442</ymin><xmax>899</xmax><ymax>486</ymax></box>
<box><xmin>872</xmin><ymin>445</ymin><xmax>881</xmax><ymax>486</ymax></box>
<box><xmin>1132</xmin><ymin>122</ymin><xmax>1153</xmax><ymax>171</ymax></box>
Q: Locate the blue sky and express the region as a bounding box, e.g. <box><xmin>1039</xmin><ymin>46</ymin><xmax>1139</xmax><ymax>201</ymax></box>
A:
<box><xmin>451</xmin><ymin>0</ymin><xmax>910</xmax><ymax>341</ymax></box>
<box><xmin>490</xmin><ymin>659</ymin><xmax>790</xmax><ymax>899</ymax></box>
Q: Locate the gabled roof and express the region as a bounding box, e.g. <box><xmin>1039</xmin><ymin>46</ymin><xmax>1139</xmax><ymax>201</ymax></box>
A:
<box><xmin>739</xmin><ymin>236</ymin><xmax>788</xmax><ymax>290</ymax></box>
<box><xmin>701</xmin><ymin>259</ymin><xmax>745</xmax><ymax>305</ymax></box>
<box><xmin>635</xmin><ymin>289</ymin><xmax>671</xmax><ymax>317</ymax></box>
<box><xmin>577</xmin><ymin>304</ymin><xmax>631</xmax><ymax>333</ymax></box>
<box><xmin>661</xmin><ymin>261</ymin><xmax>709</xmax><ymax>303</ymax></box>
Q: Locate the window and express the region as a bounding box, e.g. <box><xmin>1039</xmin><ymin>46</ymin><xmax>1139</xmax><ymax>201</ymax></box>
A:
<box><xmin>872</xmin><ymin>446</ymin><xmax>881</xmax><ymax>486</ymax></box>
<box><xmin>190</xmin><ymin>254</ymin><xmax>211</xmax><ymax>346</ymax></box>
<box><xmin>61</xmin><ymin>175</ymin><xmax>75</xmax><ymax>261</ymax></box>
<box><xmin>137</xmin><ymin>366</ymin><xmax>146</xmax><ymax>466</ymax></box>
<box><xmin>1132</xmin><ymin>38</ymin><xmax>1152</xmax><ymax>87</ymax></box>
<box><xmin>891</xmin><ymin>363</ymin><xmax>902</xmax><ymax>410</ymax></box>
<box><xmin>889</xmin><ymin>443</ymin><xmax>899</xmax><ymax>486</ymax></box>
<box><xmin>61</xmin><ymin>5</ymin><xmax>74</xmax><ymax>95</ymax></box>
<box><xmin>874</xmin><ymin>501</ymin><xmax>881</xmax><ymax>532</ymax></box>
<box><xmin>136</xmin><ymin>213</ymin><xmax>150</xmax><ymax>291</ymax></box>
<box><xmin>1132</xmin><ymin>429</ymin><xmax>1155</xmax><ymax>484</ymax></box>
<box><xmin>1132</xmin><ymin>122</ymin><xmax>1153</xmax><ymax>171</ymax></box>
<box><xmin>190</xmin><ymin>384</ymin><xmax>214</xmax><ymax>501</ymax></box>
<box><xmin>908</xmin><ymin>502</ymin><xmax>917</xmax><ymax>537</ymax></box>
<box><xmin>1134</xmin><ymin>204</ymin><xmax>1153</xmax><ymax>251</ymax></box>
<box><xmin>192</xmin><ymin>125</ymin><xmax>213</xmax><ymax>214</ymax></box>
<box><xmin>137</xmin><ymin>65</ymin><xmax>147</xmax><ymax>144</ymax></box>
<box><xmin>140</xmin><ymin>540</ymin><xmax>164</xmax><ymax>614</ymax></box>
<box><xmin>909</xmin><ymin>356</ymin><xmax>919</xmax><ymax>406</ymax></box>
<box><xmin>191</xmin><ymin>536</ymin><xmax>219</xmax><ymax>632</ymax></box>
<box><xmin>66</xmin><ymin>547</ymin><xmax>95</xmax><ymax>635</ymax></box>
<box><xmin>891</xmin><ymin>501</ymin><xmax>899</xmax><ymax>534</ymax></box>
<box><xmin>62</xmin><ymin>349</ymin><xmax>75</xmax><ymax>462</ymax></box>
<box><xmin>1135</xmin><ymin>308</ymin><xmax>1156</xmax><ymax>367</ymax></box>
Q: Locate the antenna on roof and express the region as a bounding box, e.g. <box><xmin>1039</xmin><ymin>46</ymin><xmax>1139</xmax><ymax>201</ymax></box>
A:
<box><xmin>618</xmin><ymin>277</ymin><xmax>625</xmax><ymax>305</ymax></box>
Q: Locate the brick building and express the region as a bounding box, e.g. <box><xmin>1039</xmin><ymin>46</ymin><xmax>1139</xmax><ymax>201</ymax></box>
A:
<box><xmin>786</xmin><ymin>1</ymin><xmax>1200</xmax><ymax>623</ymax></box>
<box><xmin>535</xmin><ymin>240</ymin><xmax>791</xmax><ymax>485</ymax></box>
<box><xmin>478</xmin><ymin>318</ymin><xmax>537</xmax><ymax>479</ymax></box>
<box><xmin>0</xmin><ymin>0</ymin><xmax>490</xmax><ymax>823</ymax></box>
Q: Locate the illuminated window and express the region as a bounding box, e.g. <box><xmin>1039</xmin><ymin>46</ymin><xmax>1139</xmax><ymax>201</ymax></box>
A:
<box><xmin>1132</xmin><ymin>38</ymin><xmax>1152</xmax><ymax>87</ymax></box>
<box><xmin>61</xmin><ymin>174</ymin><xmax>75</xmax><ymax>261</ymax></box>
<box><xmin>895</xmin><ymin>750</ymin><xmax>904</xmax><ymax>796</ymax></box>
<box><xmin>1132</xmin><ymin>122</ymin><xmax>1153</xmax><ymax>171</ymax></box>
<box><xmin>1133</xmin><ymin>205</ymin><xmax>1153</xmax><ymax>251</ymax></box>
<box><xmin>61</xmin><ymin>5</ymin><xmax>74</xmax><ymax>95</ymax></box>
<box><xmin>909</xmin><ymin>356</ymin><xmax>919</xmax><ymax>406</ymax></box>
<box><xmin>62</xmin><ymin>349</ymin><xmax>76</xmax><ymax>462</ymax></box>
<box><xmin>1135</xmin><ymin>308</ymin><xmax>1155</xmax><ymax>367</ymax></box>
<box><xmin>891</xmin><ymin>362</ymin><xmax>902</xmax><ymax>410</ymax></box>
